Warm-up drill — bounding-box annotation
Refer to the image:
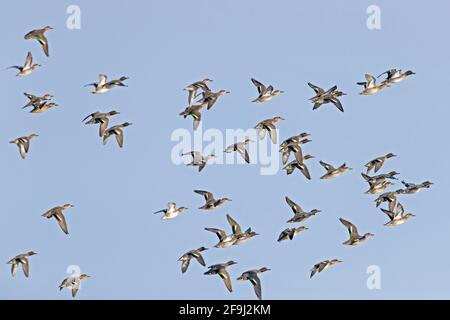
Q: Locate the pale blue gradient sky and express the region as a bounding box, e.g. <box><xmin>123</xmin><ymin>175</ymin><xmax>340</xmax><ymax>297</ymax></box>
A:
<box><xmin>0</xmin><ymin>0</ymin><xmax>447</xmax><ymax>299</ymax></box>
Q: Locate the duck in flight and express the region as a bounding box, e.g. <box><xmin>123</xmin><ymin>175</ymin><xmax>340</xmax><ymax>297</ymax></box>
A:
<box><xmin>204</xmin><ymin>260</ymin><xmax>237</xmax><ymax>293</ymax></box>
<box><xmin>339</xmin><ymin>218</ymin><xmax>374</xmax><ymax>245</ymax></box>
<box><xmin>398</xmin><ymin>180</ymin><xmax>433</xmax><ymax>194</ymax></box>
<box><xmin>194</xmin><ymin>190</ymin><xmax>231</xmax><ymax>210</ymax></box>
<box><xmin>9</xmin><ymin>133</ymin><xmax>38</xmax><ymax>159</ymax></box>
<box><xmin>196</xmin><ymin>88</ymin><xmax>229</xmax><ymax>110</ymax></box>
<box><xmin>277</xmin><ymin>226</ymin><xmax>308</xmax><ymax>242</ymax></box>
<box><xmin>308</xmin><ymin>82</ymin><xmax>346</xmax><ymax>112</ymax></box>
<box><xmin>22</xmin><ymin>92</ymin><xmax>53</xmax><ymax>109</ymax></box>
<box><xmin>184</xmin><ymin>78</ymin><xmax>212</xmax><ymax>106</ymax></box>
<box><xmin>226</xmin><ymin>214</ymin><xmax>259</xmax><ymax>245</ymax></box>
<box><xmin>29</xmin><ymin>102</ymin><xmax>58</xmax><ymax>113</ymax></box>
<box><xmin>282</xmin><ymin>155</ymin><xmax>314</xmax><ymax>179</ymax></box>
<box><xmin>224</xmin><ymin>139</ymin><xmax>253</xmax><ymax>163</ymax></box>
<box><xmin>7</xmin><ymin>251</ymin><xmax>37</xmax><ymax>278</ymax></box>
<box><xmin>42</xmin><ymin>204</ymin><xmax>74</xmax><ymax>235</ymax></box>
<box><xmin>154</xmin><ymin>202</ymin><xmax>188</xmax><ymax>220</ymax></box>
<box><xmin>85</xmin><ymin>74</ymin><xmax>129</xmax><ymax>94</ymax></box>
<box><xmin>365</xmin><ymin>153</ymin><xmax>396</xmax><ymax>174</ymax></box>
<box><xmin>378</xmin><ymin>69</ymin><xmax>415</xmax><ymax>86</ymax></box>
<box><xmin>178</xmin><ymin>247</ymin><xmax>208</xmax><ymax>273</ymax></box>
<box><xmin>82</xmin><ymin>111</ymin><xmax>120</xmax><ymax>137</ymax></box>
<box><xmin>59</xmin><ymin>273</ymin><xmax>90</xmax><ymax>298</ymax></box>
<box><xmin>380</xmin><ymin>202</ymin><xmax>415</xmax><ymax>226</ymax></box>
<box><xmin>237</xmin><ymin>267</ymin><xmax>270</xmax><ymax>300</ymax></box>
<box><xmin>205</xmin><ymin>214</ymin><xmax>257</xmax><ymax>248</ymax></box>
<box><xmin>357</xmin><ymin>74</ymin><xmax>388</xmax><ymax>95</ymax></box>
<box><xmin>255</xmin><ymin>116</ymin><xmax>285</xmax><ymax>144</ymax></box>
<box><xmin>364</xmin><ymin>181</ymin><xmax>394</xmax><ymax>194</ymax></box>
<box><xmin>310</xmin><ymin>259</ymin><xmax>342</xmax><ymax>278</ymax></box>
<box><xmin>374</xmin><ymin>190</ymin><xmax>400</xmax><ymax>211</ymax></box>
<box><xmin>181</xmin><ymin>151</ymin><xmax>216</xmax><ymax>172</ymax></box>
<box><xmin>24</xmin><ymin>26</ymin><xmax>52</xmax><ymax>57</ymax></box>
<box><xmin>285</xmin><ymin>196</ymin><xmax>321</xmax><ymax>223</ymax></box>
<box><xmin>361</xmin><ymin>171</ymin><xmax>399</xmax><ymax>187</ymax></box>
<box><xmin>319</xmin><ymin>160</ymin><xmax>352</xmax><ymax>179</ymax></box>
<box><xmin>179</xmin><ymin>102</ymin><xmax>207</xmax><ymax>130</ymax></box>
<box><xmin>251</xmin><ymin>78</ymin><xmax>284</xmax><ymax>103</ymax></box>
<box><xmin>279</xmin><ymin>133</ymin><xmax>311</xmax><ymax>165</ymax></box>
<box><xmin>8</xmin><ymin>52</ymin><xmax>40</xmax><ymax>77</ymax></box>
<box><xmin>103</xmin><ymin>122</ymin><xmax>132</xmax><ymax>148</ymax></box>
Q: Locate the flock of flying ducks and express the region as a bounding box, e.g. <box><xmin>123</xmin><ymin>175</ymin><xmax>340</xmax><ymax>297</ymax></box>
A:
<box><xmin>6</xmin><ymin>25</ymin><xmax>430</xmax><ymax>300</ymax></box>
<box><xmin>6</xmin><ymin>26</ymin><xmax>133</xmax><ymax>298</ymax></box>
<box><xmin>156</xmin><ymin>69</ymin><xmax>430</xmax><ymax>299</ymax></box>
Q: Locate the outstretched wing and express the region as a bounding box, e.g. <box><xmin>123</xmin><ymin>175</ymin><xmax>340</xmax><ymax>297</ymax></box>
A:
<box><xmin>24</xmin><ymin>52</ymin><xmax>33</xmax><ymax>68</ymax></box>
<box><xmin>218</xmin><ymin>270</ymin><xmax>233</xmax><ymax>292</ymax></box>
<box><xmin>319</xmin><ymin>160</ymin><xmax>335</xmax><ymax>172</ymax></box>
<box><xmin>205</xmin><ymin>228</ymin><xmax>226</xmax><ymax>241</ymax></box>
<box><xmin>250</xmin><ymin>275</ymin><xmax>262</xmax><ymax>300</ymax></box>
<box><xmin>339</xmin><ymin>218</ymin><xmax>359</xmax><ymax>239</ymax></box>
<box><xmin>285</xmin><ymin>196</ymin><xmax>303</xmax><ymax>214</ymax></box>
<box><xmin>251</xmin><ymin>78</ymin><xmax>266</xmax><ymax>94</ymax></box>
<box><xmin>226</xmin><ymin>214</ymin><xmax>242</xmax><ymax>235</ymax></box>
<box><xmin>307</xmin><ymin>82</ymin><xmax>324</xmax><ymax>95</ymax></box>
<box><xmin>181</xmin><ymin>259</ymin><xmax>190</xmax><ymax>273</ymax></box>
<box><xmin>194</xmin><ymin>190</ymin><xmax>214</xmax><ymax>202</ymax></box>
<box><xmin>54</xmin><ymin>212</ymin><xmax>69</xmax><ymax>235</ymax></box>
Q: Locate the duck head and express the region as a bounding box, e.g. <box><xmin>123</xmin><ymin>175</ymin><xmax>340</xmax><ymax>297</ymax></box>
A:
<box><xmin>386</xmin><ymin>153</ymin><xmax>396</xmax><ymax>158</ymax></box>
<box><xmin>272</xmin><ymin>116</ymin><xmax>285</xmax><ymax>122</ymax></box>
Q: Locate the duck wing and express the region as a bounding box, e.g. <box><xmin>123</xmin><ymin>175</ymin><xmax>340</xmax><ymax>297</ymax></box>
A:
<box><xmin>192</xmin><ymin>252</ymin><xmax>206</xmax><ymax>267</ymax></box>
<box><xmin>374</xmin><ymin>160</ymin><xmax>384</xmax><ymax>173</ymax></box>
<box><xmin>39</xmin><ymin>34</ymin><xmax>50</xmax><ymax>57</ymax></box>
<box><xmin>307</xmin><ymin>82</ymin><xmax>324</xmax><ymax>95</ymax></box>
<box><xmin>299</xmin><ymin>163</ymin><xmax>311</xmax><ymax>180</ymax></box>
<box><xmin>249</xmin><ymin>274</ymin><xmax>262</xmax><ymax>300</ymax></box>
<box><xmin>236</xmin><ymin>146</ymin><xmax>250</xmax><ymax>163</ymax></box>
<box><xmin>319</xmin><ymin>160</ymin><xmax>335</xmax><ymax>172</ymax></box>
<box><xmin>251</xmin><ymin>78</ymin><xmax>266</xmax><ymax>94</ymax></box>
<box><xmin>114</xmin><ymin>129</ymin><xmax>124</xmax><ymax>148</ymax></box>
<box><xmin>24</xmin><ymin>52</ymin><xmax>33</xmax><ymax>68</ymax></box>
<box><xmin>285</xmin><ymin>196</ymin><xmax>303</xmax><ymax>214</ymax></box>
<box><xmin>11</xmin><ymin>263</ymin><xmax>18</xmax><ymax>277</ymax></box>
<box><xmin>181</xmin><ymin>258</ymin><xmax>191</xmax><ymax>273</ymax></box>
<box><xmin>226</xmin><ymin>214</ymin><xmax>242</xmax><ymax>235</ymax></box>
<box><xmin>98</xmin><ymin>118</ymin><xmax>109</xmax><ymax>137</ymax></box>
<box><xmin>205</xmin><ymin>228</ymin><xmax>226</xmax><ymax>241</ymax></box>
<box><xmin>72</xmin><ymin>280</ymin><xmax>80</xmax><ymax>297</ymax></box>
<box><xmin>265</xmin><ymin>123</ymin><xmax>277</xmax><ymax>144</ymax></box>
<box><xmin>328</xmin><ymin>97</ymin><xmax>344</xmax><ymax>112</ymax></box>
<box><xmin>365</xmin><ymin>74</ymin><xmax>376</xmax><ymax>88</ymax></box>
<box><xmin>54</xmin><ymin>212</ymin><xmax>69</xmax><ymax>235</ymax></box>
<box><xmin>194</xmin><ymin>190</ymin><xmax>214</xmax><ymax>202</ymax></box>
<box><xmin>218</xmin><ymin>269</ymin><xmax>233</xmax><ymax>292</ymax></box>
<box><xmin>18</xmin><ymin>143</ymin><xmax>27</xmax><ymax>159</ymax></box>
<box><xmin>381</xmin><ymin>208</ymin><xmax>395</xmax><ymax>221</ymax></box>
<box><xmin>339</xmin><ymin>218</ymin><xmax>359</xmax><ymax>240</ymax></box>
<box><xmin>98</xmin><ymin>74</ymin><xmax>108</xmax><ymax>87</ymax></box>
<box><xmin>21</xmin><ymin>258</ymin><xmax>30</xmax><ymax>277</ymax></box>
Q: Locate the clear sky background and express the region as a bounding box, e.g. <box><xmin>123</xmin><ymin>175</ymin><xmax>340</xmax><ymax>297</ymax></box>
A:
<box><xmin>0</xmin><ymin>0</ymin><xmax>447</xmax><ymax>299</ymax></box>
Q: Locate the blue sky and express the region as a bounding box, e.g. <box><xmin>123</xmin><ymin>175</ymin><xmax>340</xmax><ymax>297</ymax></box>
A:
<box><xmin>0</xmin><ymin>0</ymin><xmax>447</xmax><ymax>299</ymax></box>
